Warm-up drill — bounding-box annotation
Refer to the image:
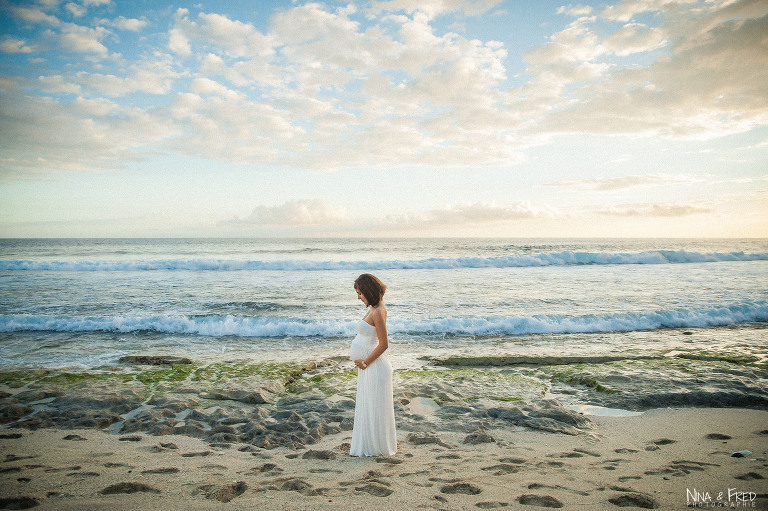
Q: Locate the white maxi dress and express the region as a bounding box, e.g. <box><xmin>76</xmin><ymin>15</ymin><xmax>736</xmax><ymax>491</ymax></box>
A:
<box><xmin>349</xmin><ymin>319</ymin><xmax>397</xmax><ymax>457</ymax></box>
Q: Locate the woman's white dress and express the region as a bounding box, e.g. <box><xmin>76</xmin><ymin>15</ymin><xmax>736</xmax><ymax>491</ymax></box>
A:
<box><xmin>349</xmin><ymin>319</ymin><xmax>397</xmax><ymax>457</ymax></box>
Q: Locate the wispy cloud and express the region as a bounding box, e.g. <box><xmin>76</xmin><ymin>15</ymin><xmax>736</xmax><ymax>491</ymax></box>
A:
<box><xmin>367</xmin><ymin>0</ymin><xmax>505</xmax><ymax>18</ymax></box>
<box><xmin>544</xmin><ymin>174</ymin><xmax>697</xmax><ymax>191</ymax></box>
<box><xmin>384</xmin><ymin>201</ymin><xmax>558</xmax><ymax>227</ymax></box>
<box><xmin>223</xmin><ymin>199</ymin><xmax>558</xmax><ymax>231</ymax></box>
<box><xmin>595</xmin><ymin>203</ymin><xmax>714</xmax><ymax>217</ymax></box>
<box><xmin>228</xmin><ymin>200</ymin><xmax>350</xmax><ymax>226</ymax></box>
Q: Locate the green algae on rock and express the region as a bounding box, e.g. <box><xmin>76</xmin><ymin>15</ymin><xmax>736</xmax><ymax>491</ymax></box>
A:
<box><xmin>428</xmin><ymin>355</ymin><xmax>658</xmax><ymax>367</ymax></box>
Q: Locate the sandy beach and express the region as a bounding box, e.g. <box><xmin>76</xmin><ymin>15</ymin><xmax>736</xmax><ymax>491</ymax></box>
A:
<box><xmin>1</xmin><ymin>357</ymin><xmax>767</xmax><ymax>510</ymax></box>
<box><xmin>1</xmin><ymin>408</ymin><xmax>767</xmax><ymax>510</ymax></box>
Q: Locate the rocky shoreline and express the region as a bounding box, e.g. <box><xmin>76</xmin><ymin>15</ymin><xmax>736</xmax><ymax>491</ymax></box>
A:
<box><xmin>1</xmin><ymin>348</ymin><xmax>766</xmax><ymax>451</ymax></box>
<box><xmin>0</xmin><ymin>357</ymin><xmax>593</xmax><ymax>451</ymax></box>
<box><xmin>1</xmin><ymin>353</ymin><xmax>768</xmax><ymax>510</ymax></box>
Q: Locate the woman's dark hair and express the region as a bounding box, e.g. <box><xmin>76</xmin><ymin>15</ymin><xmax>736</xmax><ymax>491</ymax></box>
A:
<box><xmin>354</xmin><ymin>273</ymin><xmax>387</xmax><ymax>307</ymax></box>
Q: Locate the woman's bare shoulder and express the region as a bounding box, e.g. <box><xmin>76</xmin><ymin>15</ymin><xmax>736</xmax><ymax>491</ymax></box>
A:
<box><xmin>371</xmin><ymin>304</ymin><xmax>387</xmax><ymax>322</ymax></box>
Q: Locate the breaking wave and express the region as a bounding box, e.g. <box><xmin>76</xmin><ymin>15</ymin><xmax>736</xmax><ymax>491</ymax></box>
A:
<box><xmin>2</xmin><ymin>301</ymin><xmax>765</xmax><ymax>337</ymax></box>
<box><xmin>1</xmin><ymin>250</ymin><xmax>766</xmax><ymax>271</ymax></box>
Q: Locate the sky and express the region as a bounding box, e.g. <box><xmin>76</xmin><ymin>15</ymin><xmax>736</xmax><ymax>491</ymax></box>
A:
<box><xmin>0</xmin><ymin>0</ymin><xmax>766</xmax><ymax>238</ymax></box>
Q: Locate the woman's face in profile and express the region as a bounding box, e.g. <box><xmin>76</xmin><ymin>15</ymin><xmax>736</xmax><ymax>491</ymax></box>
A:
<box><xmin>356</xmin><ymin>288</ymin><xmax>369</xmax><ymax>306</ymax></box>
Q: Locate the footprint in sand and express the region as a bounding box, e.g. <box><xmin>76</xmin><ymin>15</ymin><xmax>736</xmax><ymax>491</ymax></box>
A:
<box><xmin>375</xmin><ymin>457</ymin><xmax>402</xmax><ymax>464</ymax></box>
<box><xmin>249</xmin><ymin>462</ymin><xmax>283</xmax><ymax>475</ymax></box>
<box><xmin>498</xmin><ymin>457</ymin><xmax>527</xmax><ymax>464</ymax></box>
<box><xmin>481</xmin><ymin>464</ymin><xmax>520</xmax><ymax>475</ymax></box>
<box><xmin>400</xmin><ymin>470</ymin><xmax>430</xmax><ymax>478</ymax></box>
<box><xmin>355</xmin><ymin>483</ymin><xmax>393</xmax><ymax>497</ymax></box>
<box><xmin>528</xmin><ymin>483</ymin><xmax>590</xmax><ymax>497</ymax></box>
<box><xmin>4</xmin><ymin>455</ymin><xmax>36</xmax><ymax>463</ymax></box>
<box><xmin>104</xmin><ymin>462</ymin><xmax>132</xmax><ymax>468</ymax></box>
<box><xmin>608</xmin><ymin>493</ymin><xmax>659</xmax><ymax>509</ymax></box>
<box><xmin>475</xmin><ymin>502</ymin><xmax>509</xmax><ymax>508</ymax></box>
<box><xmin>44</xmin><ymin>465</ymin><xmax>81</xmax><ymax>473</ymax></box>
<box><xmin>735</xmin><ymin>472</ymin><xmax>764</xmax><ymax>481</ymax></box>
<box><xmin>0</xmin><ymin>497</ymin><xmax>39</xmax><ymax>509</ymax></box>
<box><xmin>573</xmin><ymin>448</ymin><xmax>601</xmax><ymax>457</ymax></box>
<box><xmin>441</xmin><ymin>482</ymin><xmax>482</xmax><ymax>495</ymax></box>
<box><xmin>301</xmin><ymin>449</ymin><xmax>337</xmax><ymax>460</ymax></box>
<box><xmin>180</xmin><ymin>451</ymin><xmax>212</xmax><ymax>457</ymax></box>
<box><xmin>601</xmin><ymin>458</ymin><xmax>632</xmax><ymax>471</ymax></box>
<box><xmin>99</xmin><ymin>482</ymin><xmax>160</xmax><ymax>495</ymax></box>
<box><xmin>705</xmin><ymin>433</ymin><xmax>732</xmax><ymax>440</ymax></box>
<box><xmin>66</xmin><ymin>471</ymin><xmax>100</xmax><ymax>477</ymax></box>
<box><xmin>194</xmin><ymin>481</ymin><xmax>247</xmax><ymax>502</ymax></box>
<box><xmin>141</xmin><ymin>467</ymin><xmax>180</xmax><ymax>474</ymax></box>
<box><xmin>645</xmin><ymin>459</ymin><xmax>719</xmax><ymax>477</ymax></box>
<box><xmin>517</xmin><ymin>494</ymin><xmax>563</xmax><ymax>508</ymax></box>
<box><xmin>274</xmin><ymin>477</ymin><xmax>320</xmax><ymax>496</ymax></box>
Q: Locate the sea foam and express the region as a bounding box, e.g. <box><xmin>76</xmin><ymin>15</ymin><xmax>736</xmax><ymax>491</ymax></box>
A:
<box><xmin>2</xmin><ymin>301</ymin><xmax>765</xmax><ymax>337</ymax></box>
<box><xmin>1</xmin><ymin>250</ymin><xmax>766</xmax><ymax>271</ymax></box>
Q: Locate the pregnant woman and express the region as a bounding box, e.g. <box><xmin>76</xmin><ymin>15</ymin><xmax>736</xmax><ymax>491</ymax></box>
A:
<box><xmin>349</xmin><ymin>273</ymin><xmax>397</xmax><ymax>457</ymax></box>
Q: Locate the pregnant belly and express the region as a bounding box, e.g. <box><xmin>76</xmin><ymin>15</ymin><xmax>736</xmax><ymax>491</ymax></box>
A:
<box><xmin>350</xmin><ymin>337</ymin><xmax>375</xmax><ymax>360</ymax></box>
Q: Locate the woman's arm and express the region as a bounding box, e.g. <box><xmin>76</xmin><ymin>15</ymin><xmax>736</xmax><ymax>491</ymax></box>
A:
<box><xmin>355</xmin><ymin>306</ymin><xmax>388</xmax><ymax>370</ymax></box>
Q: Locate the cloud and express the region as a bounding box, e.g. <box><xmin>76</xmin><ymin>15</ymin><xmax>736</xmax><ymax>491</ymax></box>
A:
<box><xmin>384</xmin><ymin>201</ymin><xmax>556</xmax><ymax>226</ymax></box>
<box><xmin>557</xmin><ymin>4</ymin><xmax>594</xmax><ymax>17</ymax></box>
<box><xmin>72</xmin><ymin>61</ymin><xmax>179</xmax><ymax>97</ymax></box>
<box><xmin>36</xmin><ymin>74</ymin><xmax>83</xmax><ymax>94</ymax></box>
<box><xmin>57</xmin><ymin>24</ymin><xmax>110</xmax><ymax>55</ymax></box>
<box><xmin>1</xmin><ymin>0</ymin><xmax>767</xmax><ymax>176</ymax></box>
<box><xmin>113</xmin><ymin>16</ymin><xmax>149</xmax><ymax>32</ymax></box>
<box><xmin>367</xmin><ymin>0</ymin><xmax>505</xmax><ymax>18</ymax></box>
<box><xmin>0</xmin><ymin>89</ymin><xmax>175</xmax><ymax>178</ymax></box>
<box><xmin>596</xmin><ymin>203</ymin><xmax>714</xmax><ymax>217</ymax></box>
<box><xmin>0</xmin><ymin>38</ymin><xmax>35</xmax><ymax>53</ymax></box>
<box><xmin>66</xmin><ymin>3</ymin><xmax>87</xmax><ymax>18</ymax></box>
<box><xmin>5</xmin><ymin>4</ymin><xmax>61</xmax><ymax>26</ymax></box>
<box><xmin>168</xmin><ymin>27</ymin><xmax>191</xmax><ymax>57</ymax></box>
<box><xmin>155</xmin><ymin>3</ymin><xmax>519</xmax><ymax>168</ymax></box>
<box><xmin>534</xmin><ymin>0</ymin><xmax>768</xmax><ymax>139</ymax></box>
<box><xmin>170</xmin><ymin>9</ymin><xmax>273</xmax><ymax>58</ymax></box>
<box><xmin>224</xmin><ymin>199</ymin><xmax>556</xmax><ymax>232</ymax></box>
<box><xmin>603</xmin><ymin>23</ymin><xmax>666</xmax><ymax>56</ymax></box>
<box><xmin>545</xmin><ymin>174</ymin><xmax>696</xmax><ymax>191</ymax></box>
<box><xmin>232</xmin><ymin>200</ymin><xmax>349</xmax><ymax>226</ymax></box>
<box><xmin>188</xmin><ymin>77</ymin><xmax>239</xmax><ymax>99</ymax></box>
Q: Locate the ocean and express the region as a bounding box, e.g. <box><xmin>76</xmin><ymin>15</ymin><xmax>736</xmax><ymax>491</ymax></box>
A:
<box><xmin>1</xmin><ymin>237</ymin><xmax>767</xmax><ymax>373</ymax></box>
